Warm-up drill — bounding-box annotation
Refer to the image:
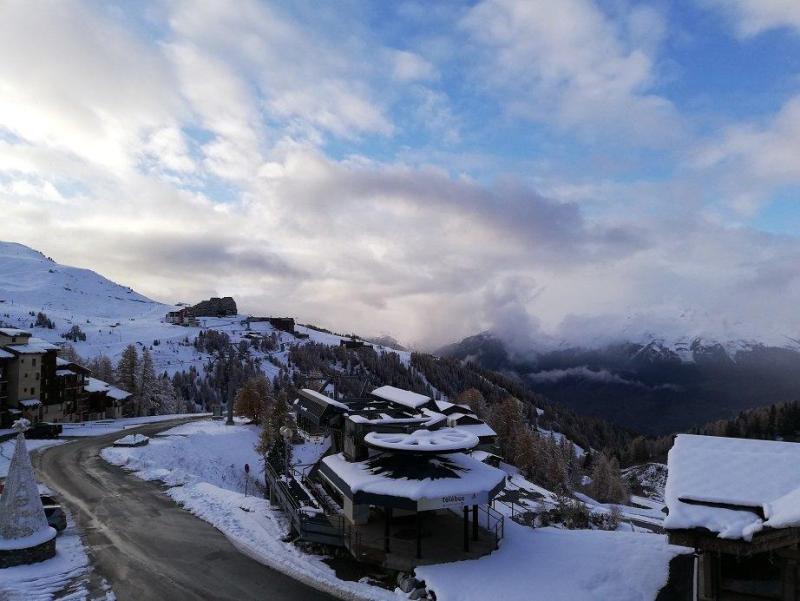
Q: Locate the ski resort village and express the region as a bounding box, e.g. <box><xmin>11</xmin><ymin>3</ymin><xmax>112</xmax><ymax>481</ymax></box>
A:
<box><xmin>2</xmin><ymin>242</ymin><xmax>800</xmax><ymax>601</ymax></box>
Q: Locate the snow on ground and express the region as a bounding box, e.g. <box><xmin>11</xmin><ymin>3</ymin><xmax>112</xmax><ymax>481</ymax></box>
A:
<box><xmin>57</xmin><ymin>414</ymin><xmax>208</xmax><ymax>438</ymax></box>
<box><xmin>0</xmin><ymin>514</ymin><xmax>101</xmax><ymax>601</ymax></box>
<box><xmin>0</xmin><ymin>439</ymin><xmax>65</xmax><ymax>478</ymax></box>
<box><xmin>101</xmin><ymin>419</ymin><xmax>397</xmax><ymax>600</ymax></box>
<box><xmin>0</xmin><ymin>434</ymin><xmax>111</xmax><ymax>600</ymax></box>
<box><xmin>416</xmin><ymin>522</ymin><xmax>687</xmax><ymax>601</ymax></box>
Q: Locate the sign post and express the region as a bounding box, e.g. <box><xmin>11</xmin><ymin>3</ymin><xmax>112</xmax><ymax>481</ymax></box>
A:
<box><xmin>244</xmin><ymin>463</ymin><xmax>250</xmax><ymax>497</ymax></box>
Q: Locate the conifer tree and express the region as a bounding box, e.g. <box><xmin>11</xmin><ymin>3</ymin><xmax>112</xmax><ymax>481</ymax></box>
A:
<box><xmin>116</xmin><ymin>345</ymin><xmax>139</xmax><ymax>394</ymax></box>
<box><xmin>138</xmin><ymin>348</ymin><xmax>156</xmax><ymax>417</ymax></box>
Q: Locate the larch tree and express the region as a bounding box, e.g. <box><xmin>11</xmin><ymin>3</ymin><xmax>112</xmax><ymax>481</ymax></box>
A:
<box><xmin>455</xmin><ymin>388</ymin><xmax>488</xmax><ymax>419</ymax></box>
<box><xmin>234</xmin><ymin>379</ymin><xmax>260</xmax><ymax>422</ymax></box>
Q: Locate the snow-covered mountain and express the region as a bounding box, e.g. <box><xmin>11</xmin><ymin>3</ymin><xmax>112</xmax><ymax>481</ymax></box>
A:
<box><xmin>0</xmin><ymin>241</ymin><xmax>408</xmax><ymax>376</ymax></box>
<box><xmin>440</xmin><ymin>331</ymin><xmax>800</xmax><ymax>435</ymax></box>
<box><xmin>0</xmin><ymin>241</ymin><xmax>165</xmax><ymax>319</ymax></box>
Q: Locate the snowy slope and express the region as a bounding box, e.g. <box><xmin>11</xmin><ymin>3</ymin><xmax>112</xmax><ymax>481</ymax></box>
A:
<box><xmin>0</xmin><ymin>242</ymin><xmax>410</xmax><ymax>379</ymax></box>
<box><xmin>0</xmin><ymin>241</ymin><xmax>163</xmax><ymax>319</ymax></box>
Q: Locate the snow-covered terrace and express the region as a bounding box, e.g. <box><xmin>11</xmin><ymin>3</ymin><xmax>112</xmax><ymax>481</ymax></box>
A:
<box><xmin>665</xmin><ymin>434</ymin><xmax>800</xmax><ymax>541</ymax></box>
<box><xmin>320</xmin><ymin>451</ymin><xmax>506</xmax><ymax>511</ymax></box>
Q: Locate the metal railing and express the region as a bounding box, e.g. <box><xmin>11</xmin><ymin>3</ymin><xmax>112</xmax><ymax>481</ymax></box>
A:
<box><xmin>265</xmin><ymin>461</ymin><xmax>345</xmax><ymax>546</ymax></box>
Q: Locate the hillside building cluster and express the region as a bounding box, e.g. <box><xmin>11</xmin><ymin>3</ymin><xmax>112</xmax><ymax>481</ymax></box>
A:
<box><xmin>267</xmin><ymin>384</ymin><xmax>505</xmax><ymax>570</ymax></box>
<box><xmin>0</xmin><ymin>328</ymin><xmax>130</xmax><ymax>428</ymax></box>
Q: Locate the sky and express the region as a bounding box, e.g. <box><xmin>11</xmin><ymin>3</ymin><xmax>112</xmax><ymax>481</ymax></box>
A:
<box><xmin>2</xmin><ymin>0</ymin><xmax>800</xmax><ymax>350</ymax></box>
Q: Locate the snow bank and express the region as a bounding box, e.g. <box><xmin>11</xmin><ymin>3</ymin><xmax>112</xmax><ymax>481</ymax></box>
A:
<box><xmin>113</xmin><ymin>433</ymin><xmax>149</xmax><ymax>447</ymax></box>
<box><xmin>102</xmin><ymin>419</ymin><xmax>262</xmax><ymax>491</ymax></box>
<box><xmin>416</xmin><ymin>523</ymin><xmax>686</xmax><ymax>601</ymax></box>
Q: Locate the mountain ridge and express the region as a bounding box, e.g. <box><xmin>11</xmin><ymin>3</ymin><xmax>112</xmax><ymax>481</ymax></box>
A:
<box><xmin>440</xmin><ymin>331</ymin><xmax>800</xmax><ymax>435</ymax></box>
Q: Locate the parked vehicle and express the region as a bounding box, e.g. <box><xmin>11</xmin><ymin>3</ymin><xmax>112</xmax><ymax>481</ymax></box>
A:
<box><xmin>40</xmin><ymin>494</ymin><xmax>67</xmax><ymax>531</ymax></box>
<box><xmin>26</xmin><ymin>422</ymin><xmax>63</xmax><ymax>439</ymax></box>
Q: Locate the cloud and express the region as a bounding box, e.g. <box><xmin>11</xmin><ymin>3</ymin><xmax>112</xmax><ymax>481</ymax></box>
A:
<box><xmin>691</xmin><ymin>95</ymin><xmax>800</xmax><ymax>213</ymax></box>
<box><xmin>700</xmin><ymin>0</ymin><xmax>800</xmax><ymax>37</ymax></box>
<box><xmin>390</xmin><ymin>50</ymin><xmax>438</xmax><ymax>82</ymax></box>
<box><xmin>527</xmin><ymin>366</ymin><xmax>632</xmax><ymax>385</ymax></box>
<box><xmin>460</xmin><ymin>0</ymin><xmax>684</xmax><ymax>146</ymax></box>
<box><xmin>1</xmin><ymin>0</ymin><xmax>800</xmax><ymax>354</ymax></box>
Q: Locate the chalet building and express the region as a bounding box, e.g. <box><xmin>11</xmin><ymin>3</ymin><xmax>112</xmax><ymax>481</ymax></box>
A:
<box><xmin>272</xmin><ymin>385</ymin><xmax>503</xmax><ymax>571</ymax></box>
<box><xmin>340</xmin><ymin>338</ymin><xmax>372</xmax><ymax>350</ymax></box>
<box><xmin>82</xmin><ymin>377</ymin><xmax>130</xmax><ymax>420</ymax></box>
<box><xmin>0</xmin><ymin>328</ymin><xmax>132</xmax><ymax>426</ymax></box>
<box><xmin>665</xmin><ymin>434</ymin><xmax>800</xmax><ymax>601</ymax></box>
<box><xmin>165</xmin><ymin>308</ymin><xmax>198</xmax><ymax>326</ymax></box>
<box><xmin>0</xmin><ymin>328</ymin><xmax>58</xmax><ymax>425</ymax></box>
<box><xmin>248</xmin><ymin>316</ymin><xmax>296</xmax><ymax>334</ymax></box>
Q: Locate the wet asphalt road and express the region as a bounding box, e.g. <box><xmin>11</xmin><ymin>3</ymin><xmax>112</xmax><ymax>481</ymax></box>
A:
<box><xmin>32</xmin><ymin>419</ymin><xmax>336</xmax><ymax>601</ymax></box>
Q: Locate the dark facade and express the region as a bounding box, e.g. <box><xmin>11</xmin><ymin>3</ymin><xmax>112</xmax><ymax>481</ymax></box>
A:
<box><xmin>668</xmin><ymin>528</ymin><xmax>800</xmax><ymax>601</ymax></box>
<box><xmin>191</xmin><ymin>297</ymin><xmax>238</xmax><ymax>317</ymax></box>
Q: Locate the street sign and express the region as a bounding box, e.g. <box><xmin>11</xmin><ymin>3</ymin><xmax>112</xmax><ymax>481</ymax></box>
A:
<box><xmin>244</xmin><ymin>463</ymin><xmax>250</xmax><ymax>474</ymax></box>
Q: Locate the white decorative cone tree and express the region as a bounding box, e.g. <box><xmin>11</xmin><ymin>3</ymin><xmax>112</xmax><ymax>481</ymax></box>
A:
<box><xmin>0</xmin><ymin>419</ymin><xmax>56</xmax><ymax>556</ymax></box>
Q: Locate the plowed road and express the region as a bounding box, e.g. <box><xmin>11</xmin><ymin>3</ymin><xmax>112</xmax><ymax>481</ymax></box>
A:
<box><xmin>32</xmin><ymin>419</ymin><xmax>336</xmax><ymax>600</ymax></box>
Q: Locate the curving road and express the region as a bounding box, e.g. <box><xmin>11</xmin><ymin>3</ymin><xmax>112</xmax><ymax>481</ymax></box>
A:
<box><xmin>32</xmin><ymin>419</ymin><xmax>336</xmax><ymax>601</ymax></box>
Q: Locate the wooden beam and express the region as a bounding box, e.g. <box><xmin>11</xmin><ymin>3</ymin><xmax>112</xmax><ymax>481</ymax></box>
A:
<box><xmin>668</xmin><ymin>527</ymin><xmax>800</xmax><ymax>556</ymax></box>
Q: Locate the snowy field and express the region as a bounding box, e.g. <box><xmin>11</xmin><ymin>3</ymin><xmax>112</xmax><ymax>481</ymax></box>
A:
<box><xmin>416</xmin><ymin>524</ymin><xmax>686</xmax><ymax>601</ymax></box>
<box><xmin>101</xmin><ymin>418</ymin><xmax>685</xmax><ymax>601</ymax></box>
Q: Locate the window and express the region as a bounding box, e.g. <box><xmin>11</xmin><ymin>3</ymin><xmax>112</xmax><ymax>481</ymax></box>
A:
<box><xmin>32</xmin><ymin>358</ymin><xmax>36</xmax><ymax>367</ymax></box>
<box><xmin>718</xmin><ymin>552</ymin><xmax>783</xmax><ymax>600</ymax></box>
<box><xmin>31</xmin><ymin>387</ymin><xmax>35</xmax><ymax>396</ymax></box>
<box><xmin>35</xmin><ymin>373</ymin><xmax>39</xmax><ymax>380</ymax></box>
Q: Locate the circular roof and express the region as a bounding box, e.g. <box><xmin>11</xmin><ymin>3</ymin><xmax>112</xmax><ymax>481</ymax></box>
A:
<box><xmin>364</xmin><ymin>428</ymin><xmax>479</xmax><ymax>454</ymax></box>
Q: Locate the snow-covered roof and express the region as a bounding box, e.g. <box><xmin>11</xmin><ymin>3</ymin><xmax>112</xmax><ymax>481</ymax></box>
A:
<box><xmin>320</xmin><ymin>451</ymin><xmax>506</xmax><ymax>509</ymax></box>
<box><xmin>449</xmin><ymin>423</ymin><xmax>497</xmax><ymax>439</ymax></box>
<box><xmin>0</xmin><ymin>348</ymin><xmax>13</xmax><ymax>359</ymax></box>
<box><xmin>371</xmin><ymin>385</ymin><xmax>431</xmax><ymax>409</ymax></box>
<box><xmin>5</xmin><ymin>337</ymin><xmax>58</xmax><ymax>354</ymax></box>
<box><xmin>300</xmin><ymin>388</ymin><xmax>349</xmax><ymax>410</ymax></box>
<box><xmin>0</xmin><ymin>328</ymin><xmax>30</xmax><ymax>337</ymax></box>
<box><xmin>84</xmin><ymin>377</ymin><xmax>131</xmax><ymax>400</ymax></box>
<box><xmin>18</xmin><ymin>399</ymin><xmax>41</xmax><ymax>408</ymax></box>
<box><xmin>364</xmin><ymin>428</ymin><xmax>480</xmax><ymax>453</ymax></box>
<box><xmin>55</xmin><ymin>369</ymin><xmax>74</xmax><ymax>376</ymax></box>
<box><xmin>665</xmin><ymin>434</ymin><xmax>800</xmax><ymax>540</ymax></box>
